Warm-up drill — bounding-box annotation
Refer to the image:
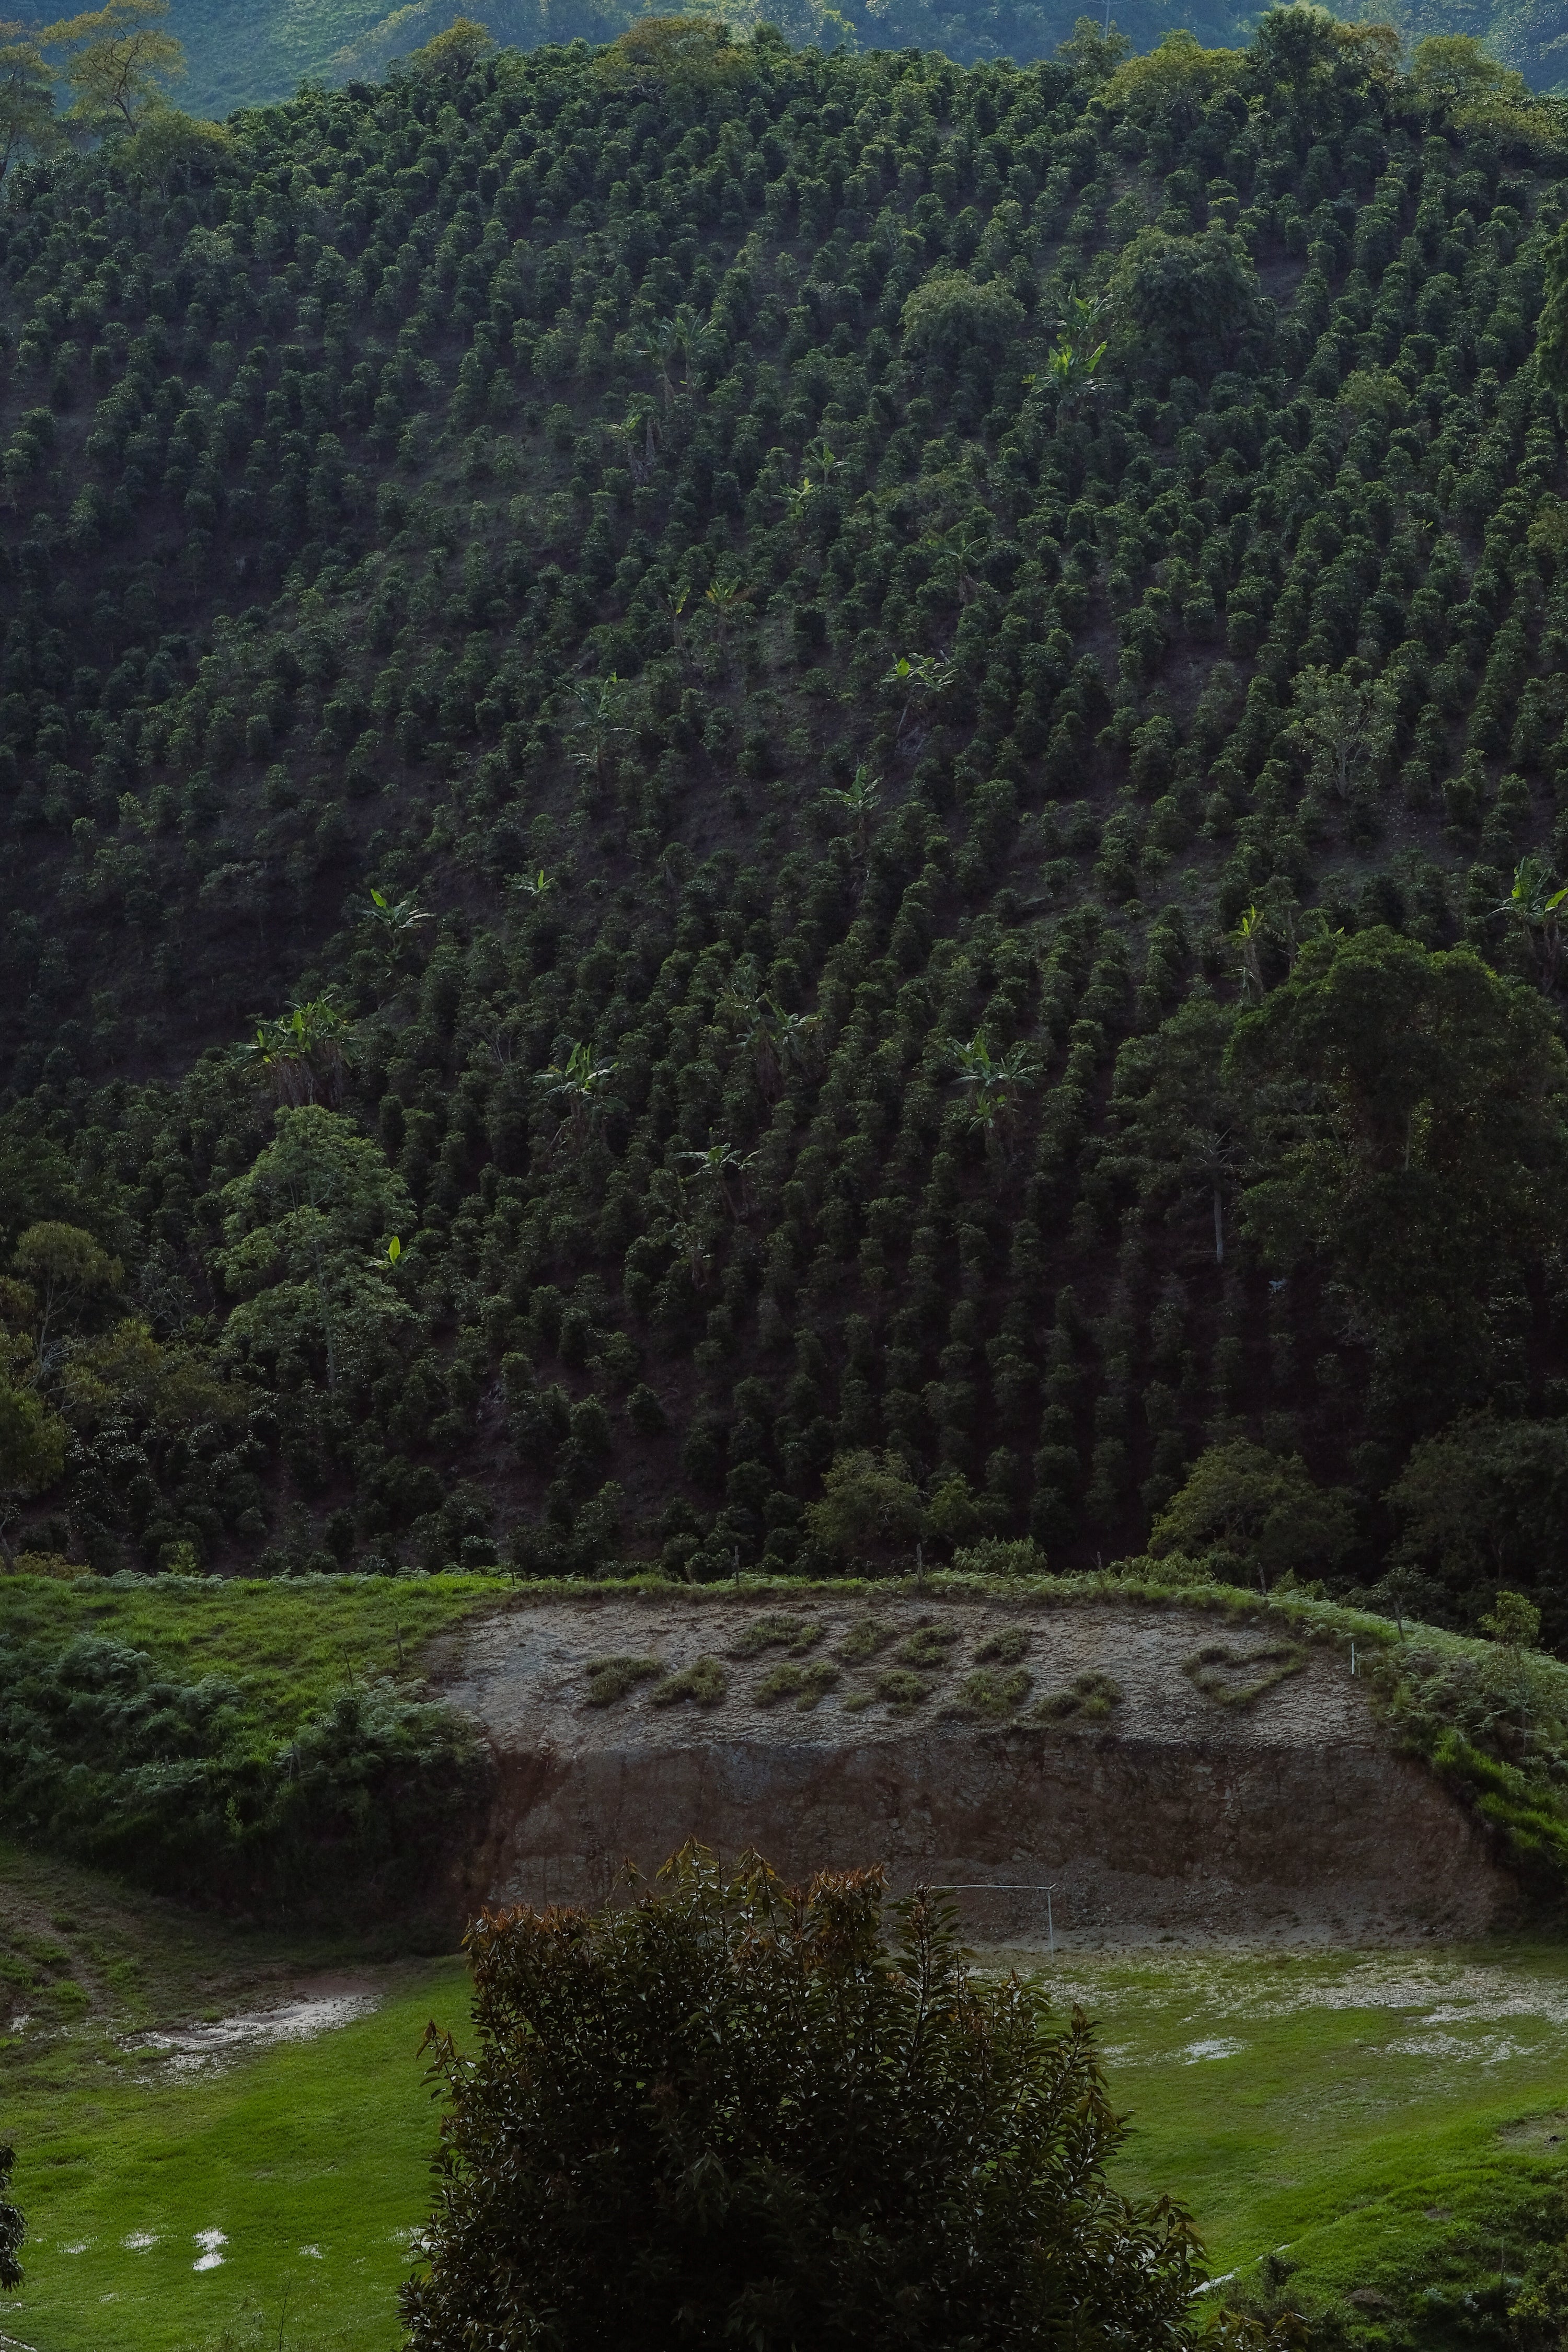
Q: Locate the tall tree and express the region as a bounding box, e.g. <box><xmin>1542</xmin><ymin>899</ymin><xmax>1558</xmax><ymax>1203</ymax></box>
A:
<box><xmin>51</xmin><ymin>0</ymin><xmax>182</xmax><ymax>134</ymax></box>
<box><xmin>1226</xmin><ymin>930</ymin><xmax>1568</xmax><ymax>1400</ymax></box>
<box><xmin>0</xmin><ymin>25</ymin><xmax>59</xmax><ymax>184</ymax></box>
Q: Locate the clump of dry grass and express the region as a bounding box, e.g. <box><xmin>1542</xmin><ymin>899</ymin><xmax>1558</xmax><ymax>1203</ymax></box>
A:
<box><xmin>583</xmin><ymin>1656</ymin><xmax>663</xmax><ymax>1707</ymax></box>
<box><xmin>1031</xmin><ymin>1673</ymin><xmax>1123</xmax><ymax>1726</ymax></box>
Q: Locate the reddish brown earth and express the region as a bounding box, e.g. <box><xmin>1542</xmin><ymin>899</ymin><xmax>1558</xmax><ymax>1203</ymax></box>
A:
<box><xmin>440</xmin><ymin>1594</ymin><xmax>1517</xmax><ymax>1946</ymax></box>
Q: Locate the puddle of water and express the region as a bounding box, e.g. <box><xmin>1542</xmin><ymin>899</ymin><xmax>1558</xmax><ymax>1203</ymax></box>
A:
<box><xmin>1182</xmin><ymin>2038</ymin><xmax>1247</xmax><ymax>2063</ymax></box>
<box><xmin>192</xmin><ymin>2229</ymin><xmax>226</xmax><ymax>2273</ymax></box>
<box><xmin>1384</xmin><ymin>2032</ymin><xmax>1527</xmax><ymax>2065</ymax></box>
<box><xmin>128</xmin><ymin>1992</ymin><xmax>379</xmax><ymax>2077</ymax></box>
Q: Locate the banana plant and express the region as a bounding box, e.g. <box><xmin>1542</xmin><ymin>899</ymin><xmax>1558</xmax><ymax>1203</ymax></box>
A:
<box><xmin>882</xmin><ymin>650</ymin><xmax>954</xmax><ymax>739</ymax></box>
<box><xmin>232</xmin><ymin>994</ymin><xmax>352</xmax><ymax>1108</ymax></box>
<box><xmin>361</xmin><ymin>886</ymin><xmax>431</xmax><ymax>974</ymax></box>
<box><xmin>704</xmin><ymin>570</ymin><xmax>753</xmax><ymax>630</ymax></box>
<box><xmin>1495</xmin><ymin>855</ymin><xmax>1568</xmax><ymax>992</ymax></box>
<box><xmin>534</xmin><ymin>1041</ymin><xmax>620</xmax><ymax>1151</ymax></box>
<box><xmin>823</xmin><ymin>764</ymin><xmax>881</xmax><ymax>856</ymax></box>
<box><xmin>635</xmin><ymin>316</ymin><xmax>684</xmax><ymax>410</ymax></box>
<box><xmin>1234</xmin><ymin>904</ymin><xmax>1270</xmax><ymax>1007</ymax></box>
<box><xmin>567</xmin><ymin>674</ymin><xmax>628</xmax><ymax>786</ymax></box>
<box><xmin>947</xmin><ymin>1032</ymin><xmax>1040</xmax><ymax>1150</ymax></box>
<box><xmin>677</xmin><ymin>1140</ymin><xmax>758</xmax><ymax>1220</ymax></box>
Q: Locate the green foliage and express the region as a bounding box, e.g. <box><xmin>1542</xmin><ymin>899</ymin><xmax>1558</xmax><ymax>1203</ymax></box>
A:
<box><xmin>942</xmin><ymin>1661</ymin><xmax>1030</xmax><ymax>1716</ymax></box>
<box><xmin>0</xmin><ymin>1629</ymin><xmax>487</xmax><ymax>1906</ymax></box>
<box><xmin>974</xmin><ymin>1623</ymin><xmax>1029</xmax><ymax>1662</ymax></box>
<box><xmin>1387</xmin><ymin>1419</ymin><xmax>1568</xmax><ymax>1644</ymax></box>
<box><xmin>1032</xmin><ymin>1668</ymin><xmax>1122</xmax><ymax>1721</ymax></box>
<box><xmin>0</xmin><ymin>1379</ymin><xmax>66</xmax><ymax>1548</ymax></box>
<box><xmin>754</xmin><ymin>1654</ymin><xmax>838</xmax><ymax>1704</ymax></box>
<box><xmin>900</xmin><ymin>271</ymin><xmax>1026</xmax><ymax>359</ymax></box>
<box><xmin>729</xmin><ymin>1610</ymin><xmax>822</xmax><ymax>1656</ymax></box>
<box><xmin>835</xmin><ymin>1615</ymin><xmax>893</xmax><ymax>1665</ymax></box>
<box><xmin>1183</xmin><ymin>1638</ymin><xmax>1305</xmax><ymax>1705</ymax></box>
<box><xmin>0</xmin><ymin>2144</ymin><xmax>20</xmax><ymax>2295</ymax></box>
<box><xmin>582</xmin><ymin>1651</ymin><xmax>662</xmax><ymax>1704</ymax></box>
<box><xmin>649</xmin><ymin>1650</ymin><xmax>728</xmax><ymax>1703</ymax></box>
<box><xmin>1151</xmin><ymin>1443</ymin><xmax>1354</xmax><ymax>1586</ymax></box>
<box><xmin>402</xmin><ymin>1848</ymin><xmax>1207</xmax><ymax>2350</ymax></box>
<box><xmin>805</xmin><ymin>1452</ymin><xmax>925</xmax><ymax>1566</ymax></box>
<box><xmin>1229</xmin><ymin>933</ymin><xmax>1568</xmax><ymax>1388</ymax></box>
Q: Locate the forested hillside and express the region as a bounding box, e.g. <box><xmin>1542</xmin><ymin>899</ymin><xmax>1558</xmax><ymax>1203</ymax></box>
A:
<box><xmin>1</xmin><ymin>9</ymin><xmax>1567</xmax><ymax>1624</ymax></box>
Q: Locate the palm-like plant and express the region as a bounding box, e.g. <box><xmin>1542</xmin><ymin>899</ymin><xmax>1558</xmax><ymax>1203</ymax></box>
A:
<box><xmin>948</xmin><ymin>1032</ymin><xmax>1040</xmax><ymax>1149</ymax></box>
<box><xmin>568</xmin><ymin>674</ymin><xmax>628</xmax><ymax>786</ymax></box>
<box><xmin>232</xmin><ymin>995</ymin><xmax>352</xmax><ymax>1108</ymax></box>
<box><xmin>361</xmin><ymin>885</ymin><xmax>431</xmax><ymax>972</ymax></box>
<box><xmin>823</xmin><ymin>765</ymin><xmax>881</xmax><ymax>855</ymax></box>
<box><xmin>534</xmin><ymin>1042</ymin><xmax>620</xmax><ymax>1150</ymax></box>
<box><xmin>704</xmin><ymin>570</ymin><xmax>753</xmax><ymax>631</ymax></box>
<box><xmin>883</xmin><ymin>651</ymin><xmax>954</xmax><ymax>739</ymax></box>
<box><xmin>1496</xmin><ymin>856</ymin><xmax>1568</xmax><ymax>991</ymax></box>
<box><xmin>677</xmin><ymin>1140</ymin><xmax>757</xmax><ymax>1220</ymax></box>
<box><xmin>1234</xmin><ymin>904</ymin><xmax>1270</xmax><ymax>1007</ymax></box>
<box><xmin>635</xmin><ymin>316</ymin><xmax>684</xmax><ymax>410</ymax></box>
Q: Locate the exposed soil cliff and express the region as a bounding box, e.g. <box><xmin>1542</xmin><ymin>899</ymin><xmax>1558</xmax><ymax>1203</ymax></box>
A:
<box><xmin>442</xmin><ymin>1593</ymin><xmax>1517</xmax><ymax>1943</ymax></box>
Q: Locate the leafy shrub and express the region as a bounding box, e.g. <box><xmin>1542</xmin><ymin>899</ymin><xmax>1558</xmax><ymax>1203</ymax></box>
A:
<box><xmin>401</xmin><ymin>1849</ymin><xmax>1204</xmax><ymax>2349</ymax></box>
<box><xmin>952</xmin><ymin>1539</ymin><xmax>1048</xmax><ymax>1578</ymax></box>
<box><xmin>754</xmin><ymin>1658</ymin><xmax>839</xmax><ymax>1709</ymax></box>
<box><xmin>895</xmin><ymin>1622</ymin><xmax>961</xmax><ymax>1668</ymax></box>
<box><xmin>0</xmin><ymin>1634</ymin><xmax>486</xmax><ymax>1910</ymax></box>
<box><xmin>872</xmin><ymin>1665</ymin><xmax>933</xmax><ymax>1712</ymax></box>
<box><xmin>730</xmin><ymin>1611</ymin><xmax>822</xmax><ymax>1658</ymax></box>
<box><xmin>1032</xmin><ymin>1672</ymin><xmax>1123</xmax><ymax>1725</ymax></box>
<box><xmin>974</xmin><ymin>1625</ymin><xmax>1030</xmax><ymax>1664</ymax></box>
<box><xmin>836</xmin><ymin>1616</ymin><xmax>894</xmax><ymax>1665</ymax></box>
<box><xmin>941</xmin><ymin>1666</ymin><xmax>1031</xmax><ymax>1720</ymax></box>
<box><xmin>1183</xmin><ymin>1642</ymin><xmax>1304</xmax><ymax>1707</ymax></box>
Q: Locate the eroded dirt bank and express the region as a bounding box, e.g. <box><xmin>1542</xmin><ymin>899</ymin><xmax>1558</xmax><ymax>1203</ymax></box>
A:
<box><xmin>441</xmin><ymin>1594</ymin><xmax>1516</xmax><ymax>1942</ymax></box>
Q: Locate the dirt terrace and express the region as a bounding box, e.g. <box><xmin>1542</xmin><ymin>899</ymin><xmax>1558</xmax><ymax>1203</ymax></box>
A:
<box><xmin>441</xmin><ymin>1593</ymin><xmax>1516</xmax><ymax>1946</ymax></box>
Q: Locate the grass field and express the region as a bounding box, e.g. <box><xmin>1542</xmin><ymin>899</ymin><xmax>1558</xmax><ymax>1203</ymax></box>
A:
<box><xmin>0</xmin><ymin>1836</ymin><xmax>468</xmax><ymax>2352</ymax></box>
<box><xmin>4</xmin><ymin>1842</ymin><xmax>1568</xmax><ymax>2348</ymax></box>
<box><xmin>1037</xmin><ymin>1939</ymin><xmax>1568</xmax><ymax>2331</ymax></box>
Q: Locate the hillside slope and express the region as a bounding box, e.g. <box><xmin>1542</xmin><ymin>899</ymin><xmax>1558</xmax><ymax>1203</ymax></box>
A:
<box><xmin>0</xmin><ymin>19</ymin><xmax>1566</xmax><ymax>1604</ymax></box>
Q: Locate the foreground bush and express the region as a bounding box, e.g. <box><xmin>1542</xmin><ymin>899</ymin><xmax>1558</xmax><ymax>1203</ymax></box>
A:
<box><xmin>402</xmin><ymin>1846</ymin><xmax>1206</xmax><ymax>2350</ymax></box>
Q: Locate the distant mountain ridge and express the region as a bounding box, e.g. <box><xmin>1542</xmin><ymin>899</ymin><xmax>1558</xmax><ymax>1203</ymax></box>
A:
<box><xmin>161</xmin><ymin>0</ymin><xmax>1568</xmax><ymax>124</ymax></box>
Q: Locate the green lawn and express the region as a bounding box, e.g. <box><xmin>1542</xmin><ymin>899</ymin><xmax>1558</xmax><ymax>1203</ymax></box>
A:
<box><xmin>1046</xmin><ymin>1940</ymin><xmax>1568</xmax><ymax>2327</ymax></box>
<box><xmin>5</xmin><ymin>1956</ymin><xmax>468</xmax><ymax>2352</ymax></box>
